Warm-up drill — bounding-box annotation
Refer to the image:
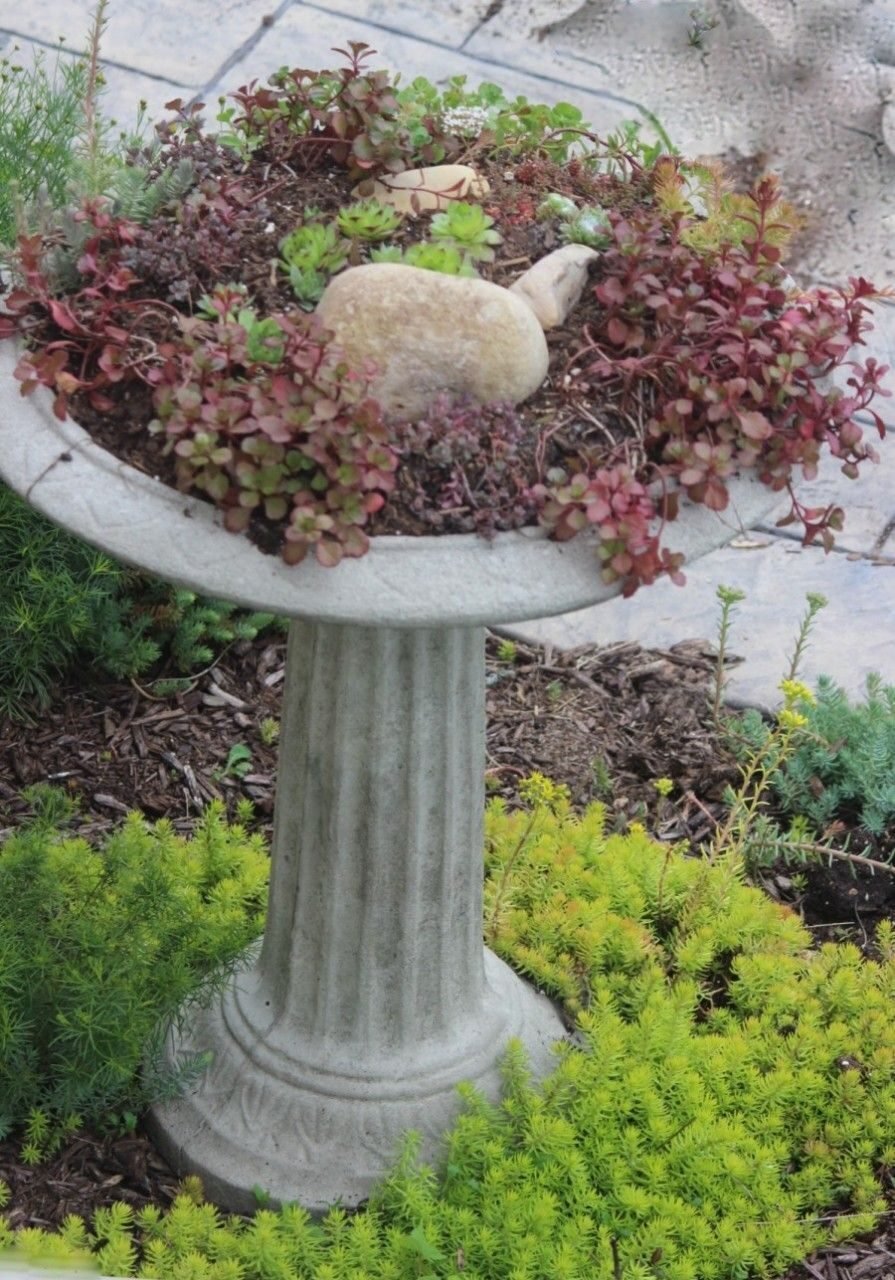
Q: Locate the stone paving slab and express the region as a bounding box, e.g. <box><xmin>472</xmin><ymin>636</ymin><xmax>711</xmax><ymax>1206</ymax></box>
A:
<box><xmin>757</xmin><ymin>439</ymin><xmax>895</xmax><ymax>558</ymax></box>
<box><xmin>305</xmin><ymin>0</ymin><xmax>494</xmax><ymax>50</ymax></box>
<box><xmin>204</xmin><ymin>2</ymin><xmax>639</xmax><ymax>135</ymax></box>
<box><xmin>0</xmin><ymin>0</ymin><xmax>273</xmax><ymax>88</ymax></box>
<box><xmin>0</xmin><ymin>31</ymin><xmax>192</xmax><ymax>128</ymax></box>
<box><xmin>505</xmin><ymin>537</ymin><xmax>895</xmax><ymax>709</ymax></box>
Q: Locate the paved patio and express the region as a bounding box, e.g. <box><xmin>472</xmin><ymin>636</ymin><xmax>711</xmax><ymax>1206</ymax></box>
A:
<box><xmin>1</xmin><ymin>0</ymin><xmax>893</xmax><ymax>706</ymax></box>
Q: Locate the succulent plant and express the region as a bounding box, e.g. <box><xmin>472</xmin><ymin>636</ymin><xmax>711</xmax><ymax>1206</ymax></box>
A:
<box><xmin>336</xmin><ymin>197</ymin><xmax>403</xmax><ymax>241</ymax></box>
<box><xmin>429</xmin><ymin>200</ymin><xmax>503</xmax><ymax>265</ymax></box>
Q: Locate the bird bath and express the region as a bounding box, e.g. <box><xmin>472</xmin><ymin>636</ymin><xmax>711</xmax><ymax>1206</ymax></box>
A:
<box><xmin>0</xmin><ymin>339</ymin><xmax>783</xmax><ymax>1211</ymax></box>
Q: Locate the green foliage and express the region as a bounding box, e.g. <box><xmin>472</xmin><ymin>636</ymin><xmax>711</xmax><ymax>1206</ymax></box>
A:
<box><xmin>370</xmin><ymin>240</ymin><xmax>477</xmax><ymax>276</ymax></box>
<box><xmin>537</xmin><ymin>191</ymin><xmax>578</xmax><ymax>221</ymax></box>
<box><xmin>652</xmin><ymin>155</ymin><xmax>800</xmax><ymax>259</ymax></box>
<box><xmin>103</xmin><ymin>152</ymin><xmax>196</xmax><ymax>224</ymax></box>
<box><xmin>429</xmin><ymin>200</ymin><xmax>502</xmax><ymax>266</ymax></box>
<box><xmin>280</xmin><ymin>217</ymin><xmax>349</xmax><ymax>306</ymax></box>
<box><xmin>560</xmin><ymin>203</ymin><xmax>611</xmax><ymax>249</ymax></box>
<box><xmin>0</xmin><ymin>43</ymin><xmax>88</xmax><ymax>245</ymax></box>
<box><xmin>397</xmin><ymin>72</ymin><xmax>587</xmax><ymax>162</ymax></box>
<box><xmin>336</xmin><ymin>197</ymin><xmax>403</xmax><ymax>242</ymax></box>
<box><xmin>197</xmin><ymin>284</ymin><xmax>286</xmax><ymax>363</ymax></box>
<box><xmin>0</xmin><ymin>483</ymin><xmax>280</xmax><ymax>717</ymax></box>
<box><xmin>0</xmin><ymin>796</ymin><xmax>268</xmax><ymax>1154</ymax></box>
<box><xmin>0</xmin><ymin>482</ymin><xmax>136</xmax><ymax>716</ymax></box>
<box><xmin>5</xmin><ymin>792</ymin><xmax>895</xmax><ymax>1275</ymax></box>
<box><xmin>735</xmin><ymin>673</ymin><xmax>895</xmax><ymax>840</ymax></box>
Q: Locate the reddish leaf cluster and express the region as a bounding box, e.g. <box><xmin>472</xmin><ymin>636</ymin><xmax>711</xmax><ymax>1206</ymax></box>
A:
<box><xmin>227</xmin><ymin>42</ymin><xmax>458</xmax><ymax>178</ymax></box>
<box><xmin>392</xmin><ymin>395</ymin><xmax>540</xmax><ymax>536</ymax></box>
<box><xmin>148</xmin><ymin>287</ymin><xmax>397</xmax><ymax>567</ymax></box>
<box><xmin>0</xmin><ymin>201</ymin><xmax>174</xmax><ymax>419</ymax></box>
<box><xmin>538</xmin><ymin>176</ymin><xmax>891</xmax><ymax>590</ymax></box>
<box><xmin>532</xmin><ymin>466</ymin><xmax>684</xmax><ymax>594</ymax></box>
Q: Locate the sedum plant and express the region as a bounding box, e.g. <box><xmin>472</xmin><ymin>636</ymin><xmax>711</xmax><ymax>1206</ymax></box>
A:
<box><xmin>0</xmin><ymin>791</ymin><xmax>268</xmax><ymax>1156</ymax></box>
<box><xmin>279</xmin><ymin>217</ymin><xmax>349</xmax><ymax>307</ymax></box>
<box><xmin>429</xmin><ymin>199</ymin><xmax>503</xmax><ymax>265</ymax></box>
<box><xmin>336</xmin><ymin>196</ymin><xmax>403</xmax><ymax>242</ymax></box>
<box><xmin>735</xmin><ymin>672</ymin><xmax>895</xmax><ymax>841</ymax></box>
<box><xmin>0</xmin><ymin>482</ymin><xmax>277</xmax><ymax>719</ymax></box>
<box><xmin>371</xmin><ymin>239</ymin><xmax>478</xmax><ymax>276</ymax></box>
<box><xmin>149</xmin><ymin>284</ymin><xmax>398</xmax><ymax>566</ymax></box>
<box><xmin>0</xmin><ymin>38</ymin><xmax>890</xmax><ymax>597</ymax></box>
<box><xmin>5</xmin><ymin>784</ymin><xmax>895</xmax><ymax>1275</ymax></box>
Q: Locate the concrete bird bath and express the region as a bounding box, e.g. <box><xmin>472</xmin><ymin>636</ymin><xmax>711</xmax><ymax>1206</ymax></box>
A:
<box><xmin>0</xmin><ymin>338</ymin><xmax>783</xmax><ymax>1212</ymax></box>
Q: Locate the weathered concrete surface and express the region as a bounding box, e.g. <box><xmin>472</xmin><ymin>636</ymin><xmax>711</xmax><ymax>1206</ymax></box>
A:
<box><xmin>305</xmin><ymin>0</ymin><xmax>496</xmax><ymax>49</ymax></box>
<box><xmin>0</xmin><ymin>32</ymin><xmax>192</xmax><ymax>126</ymax></box>
<box><xmin>203</xmin><ymin>3</ymin><xmax>639</xmax><ymax>136</ymax></box>
<box><xmin>468</xmin><ymin>0</ymin><xmax>895</xmax><ymax>287</ymax></box>
<box><xmin>0</xmin><ymin>0</ymin><xmax>274</xmax><ymax>87</ymax></box>
<box><xmin>506</xmin><ymin>538</ymin><xmax>895</xmax><ymax>710</ymax></box>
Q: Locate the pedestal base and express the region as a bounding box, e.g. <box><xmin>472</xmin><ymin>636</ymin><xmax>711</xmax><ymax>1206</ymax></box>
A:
<box><xmin>148</xmin><ymin>949</ymin><xmax>564</xmax><ymax>1213</ymax></box>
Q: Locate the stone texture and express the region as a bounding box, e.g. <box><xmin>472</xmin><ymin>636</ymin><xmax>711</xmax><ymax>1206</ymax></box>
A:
<box><xmin>510</xmin><ymin>244</ymin><xmax>598</xmax><ymax>329</ymax></box>
<box><xmin>506</xmin><ymin>537</ymin><xmax>895</xmax><ymax>710</ymax></box>
<box><xmin>355</xmin><ymin>164</ymin><xmax>489</xmax><ymax>214</ymax></box>
<box><xmin>203</xmin><ymin>4</ymin><xmax>637</xmax><ymax>140</ymax></box>
<box><xmin>0</xmin><ymin>34</ymin><xmax>192</xmax><ymax>128</ymax></box>
<box><xmin>467</xmin><ymin>0</ymin><xmax>895</xmax><ymax>287</ymax></box>
<box><xmin>149</xmin><ymin>619</ymin><xmax>565</xmax><ymax>1211</ymax></box>
<box><xmin>300</xmin><ymin>0</ymin><xmax>496</xmax><ymax>49</ymax></box>
<box><xmin>0</xmin><ymin>0</ymin><xmax>274</xmax><ymax>87</ymax></box>
<box><xmin>315</xmin><ymin>262</ymin><xmax>550</xmax><ymax>419</ymax></box>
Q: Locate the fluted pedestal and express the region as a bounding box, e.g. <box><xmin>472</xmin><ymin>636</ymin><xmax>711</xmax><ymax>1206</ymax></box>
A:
<box><xmin>149</xmin><ymin>619</ymin><xmax>564</xmax><ymax>1212</ymax></box>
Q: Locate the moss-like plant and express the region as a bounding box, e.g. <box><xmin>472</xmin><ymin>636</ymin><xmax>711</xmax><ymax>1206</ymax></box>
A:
<box><xmin>735</xmin><ymin>673</ymin><xmax>895</xmax><ymax>841</ymax></box>
<box><xmin>5</xmin><ymin>784</ymin><xmax>895</xmax><ymax>1275</ymax></box>
<box><xmin>0</xmin><ymin>792</ymin><xmax>268</xmax><ymax>1156</ymax></box>
<box><xmin>0</xmin><ymin>481</ymin><xmax>279</xmax><ymax>719</ymax></box>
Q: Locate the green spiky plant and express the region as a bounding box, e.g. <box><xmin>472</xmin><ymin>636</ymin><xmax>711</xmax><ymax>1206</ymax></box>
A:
<box><xmin>4</xmin><ymin>780</ymin><xmax>895</xmax><ymax>1275</ymax></box>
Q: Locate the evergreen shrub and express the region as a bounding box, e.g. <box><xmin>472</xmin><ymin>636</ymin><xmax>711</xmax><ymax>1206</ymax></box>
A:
<box><xmin>0</xmin><ymin>483</ymin><xmax>281</xmax><ymax>718</ymax></box>
<box><xmin>0</xmin><ymin>791</ymin><xmax>268</xmax><ymax>1155</ymax></box>
<box><xmin>4</xmin><ymin>783</ymin><xmax>895</xmax><ymax>1277</ymax></box>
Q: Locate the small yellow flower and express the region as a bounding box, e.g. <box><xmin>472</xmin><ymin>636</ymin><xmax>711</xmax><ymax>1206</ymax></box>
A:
<box><xmin>519</xmin><ymin>772</ymin><xmax>570</xmax><ymax>810</ymax></box>
<box><xmin>652</xmin><ymin>777</ymin><xmax>674</xmax><ymax>798</ymax></box>
<box><xmin>777</xmin><ymin>707</ymin><xmax>808</xmax><ymax>730</ymax></box>
<box><xmin>779</xmin><ymin>678</ymin><xmax>815</xmax><ymax>707</ymax></box>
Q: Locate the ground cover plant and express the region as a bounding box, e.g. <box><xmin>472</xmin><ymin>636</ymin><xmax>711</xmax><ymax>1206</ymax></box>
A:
<box><xmin>0</xmin><ymin>35</ymin><xmax>891</xmax><ymax>591</ymax></box>
<box><xmin>0</xmin><ymin>479</ymin><xmax>282</xmax><ymax>719</ymax></box>
<box><xmin>3</xmin><ymin>783</ymin><xmax>895</xmax><ymax>1278</ymax></box>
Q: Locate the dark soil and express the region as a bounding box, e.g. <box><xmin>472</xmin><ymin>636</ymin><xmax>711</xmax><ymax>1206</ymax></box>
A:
<box><xmin>1</xmin><ymin>628</ymin><xmax>894</xmax><ymax>1276</ymax></box>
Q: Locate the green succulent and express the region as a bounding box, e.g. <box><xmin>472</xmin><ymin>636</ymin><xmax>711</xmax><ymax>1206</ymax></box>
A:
<box><xmin>280</xmin><ymin>218</ymin><xmax>349</xmax><ymax>306</ymax></box>
<box><xmin>560</xmin><ymin>204</ymin><xmax>611</xmax><ymax>249</ymax></box>
<box><xmin>429</xmin><ymin>200</ymin><xmax>503</xmax><ymax>264</ymax></box>
<box><xmin>196</xmin><ymin>288</ymin><xmax>285</xmax><ymax>364</ymax></box>
<box><xmin>371</xmin><ymin>241</ymin><xmax>477</xmax><ymax>276</ymax></box>
<box><xmin>336</xmin><ymin>197</ymin><xmax>403</xmax><ymax>242</ymax></box>
<box><xmin>537</xmin><ymin>192</ymin><xmax>578</xmax><ymax>222</ymax></box>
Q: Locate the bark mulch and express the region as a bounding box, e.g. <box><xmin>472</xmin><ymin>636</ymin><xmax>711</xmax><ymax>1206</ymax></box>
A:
<box><xmin>1</xmin><ymin>629</ymin><xmax>894</xmax><ymax>1278</ymax></box>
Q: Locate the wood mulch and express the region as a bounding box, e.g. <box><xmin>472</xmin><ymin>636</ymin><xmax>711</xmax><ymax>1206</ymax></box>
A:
<box><xmin>1</xmin><ymin>629</ymin><xmax>894</xmax><ymax>1278</ymax></box>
